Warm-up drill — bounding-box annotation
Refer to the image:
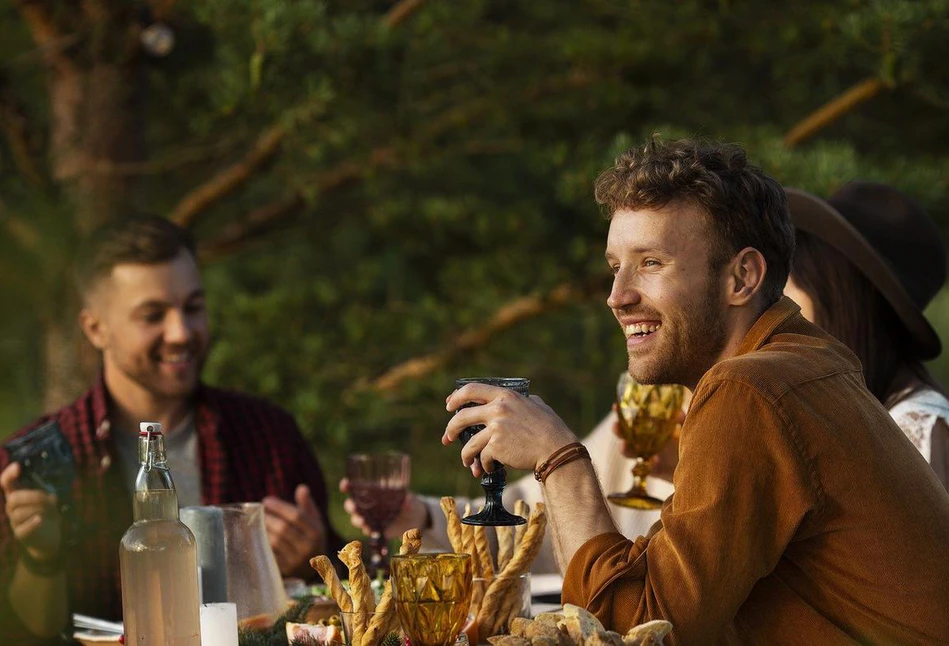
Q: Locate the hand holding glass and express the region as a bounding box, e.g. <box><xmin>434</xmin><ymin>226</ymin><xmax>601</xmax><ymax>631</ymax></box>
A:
<box><xmin>453</xmin><ymin>377</ymin><xmax>529</xmax><ymax>526</ymax></box>
<box><xmin>608</xmin><ymin>373</ymin><xmax>685</xmax><ymax>510</ymax></box>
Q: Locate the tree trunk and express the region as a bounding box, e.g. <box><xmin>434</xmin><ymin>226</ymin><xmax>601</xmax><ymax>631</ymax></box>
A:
<box><xmin>41</xmin><ymin>56</ymin><xmax>145</xmax><ymax>409</ymax></box>
<box><xmin>42</xmin><ymin>312</ymin><xmax>97</xmax><ymax>413</ymax></box>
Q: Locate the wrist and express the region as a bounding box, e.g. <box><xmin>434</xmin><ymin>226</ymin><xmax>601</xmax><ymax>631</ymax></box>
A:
<box><xmin>534</xmin><ymin>442</ymin><xmax>590</xmax><ymax>485</ymax></box>
<box><xmin>18</xmin><ymin>545</ymin><xmax>65</xmax><ymax>577</ymax></box>
<box><xmin>534</xmin><ymin>431</ymin><xmax>580</xmax><ymax>473</ymax></box>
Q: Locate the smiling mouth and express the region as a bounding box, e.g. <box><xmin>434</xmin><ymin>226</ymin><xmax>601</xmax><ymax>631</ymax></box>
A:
<box><xmin>156</xmin><ymin>350</ymin><xmax>195</xmax><ymax>366</ymax></box>
<box><xmin>624</xmin><ymin>322</ymin><xmax>661</xmax><ymax>339</ymax></box>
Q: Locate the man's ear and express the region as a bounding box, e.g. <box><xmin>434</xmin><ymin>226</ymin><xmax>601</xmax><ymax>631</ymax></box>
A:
<box><xmin>726</xmin><ymin>247</ymin><xmax>767</xmax><ymax>306</ymax></box>
<box><xmin>79</xmin><ymin>307</ymin><xmax>108</xmax><ymax>350</ymax></box>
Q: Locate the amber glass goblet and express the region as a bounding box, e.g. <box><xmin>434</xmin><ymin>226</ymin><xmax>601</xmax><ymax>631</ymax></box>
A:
<box><xmin>390</xmin><ymin>553</ymin><xmax>473</xmax><ymax>646</ymax></box>
<box><xmin>453</xmin><ymin>377</ymin><xmax>529</xmax><ymax>527</ymax></box>
<box><xmin>607</xmin><ymin>372</ymin><xmax>685</xmax><ymax>510</ymax></box>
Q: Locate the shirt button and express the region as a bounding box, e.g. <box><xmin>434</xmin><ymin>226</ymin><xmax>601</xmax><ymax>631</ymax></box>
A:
<box><xmin>96</xmin><ymin>420</ymin><xmax>111</xmax><ymax>440</ymax></box>
<box><xmin>100</xmin><ymin>455</ymin><xmax>112</xmax><ymax>470</ymax></box>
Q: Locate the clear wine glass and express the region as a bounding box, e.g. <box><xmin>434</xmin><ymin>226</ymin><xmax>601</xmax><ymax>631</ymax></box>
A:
<box><xmin>346</xmin><ymin>452</ymin><xmax>411</xmax><ymax>577</ymax></box>
<box><xmin>607</xmin><ymin>372</ymin><xmax>685</xmax><ymax>510</ymax></box>
<box><xmin>453</xmin><ymin>377</ymin><xmax>529</xmax><ymax>527</ymax></box>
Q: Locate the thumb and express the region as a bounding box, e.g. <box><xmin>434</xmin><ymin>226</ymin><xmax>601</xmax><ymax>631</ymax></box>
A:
<box><xmin>0</xmin><ymin>462</ymin><xmax>22</xmax><ymax>493</ymax></box>
<box><xmin>295</xmin><ymin>484</ymin><xmax>320</xmax><ymax>518</ymax></box>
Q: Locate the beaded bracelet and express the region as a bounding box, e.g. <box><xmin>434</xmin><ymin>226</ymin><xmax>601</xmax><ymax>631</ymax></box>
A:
<box><xmin>534</xmin><ymin>442</ymin><xmax>590</xmax><ymax>484</ymax></box>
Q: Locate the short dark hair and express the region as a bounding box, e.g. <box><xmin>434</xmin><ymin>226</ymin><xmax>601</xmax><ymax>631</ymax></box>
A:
<box><xmin>75</xmin><ymin>216</ymin><xmax>197</xmax><ymax>299</ymax></box>
<box><xmin>594</xmin><ymin>138</ymin><xmax>795</xmax><ymax>304</ymax></box>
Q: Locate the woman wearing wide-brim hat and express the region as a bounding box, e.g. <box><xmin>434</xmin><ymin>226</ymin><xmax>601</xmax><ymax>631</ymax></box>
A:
<box><xmin>784</xmin><ymin>181</ymin><xmax>949</xmax><ymax>490</ymax></box>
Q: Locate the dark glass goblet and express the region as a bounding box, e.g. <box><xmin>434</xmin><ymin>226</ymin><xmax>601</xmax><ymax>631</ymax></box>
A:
<box><xmin>346</xmin><ymin>452</ymin><xmax>411</xmax><ymax>578</ymax></box>
<box><xmin>454</xmin><ymin>377</ymin><xmax>529</xmax><ymax>527</ymax></box>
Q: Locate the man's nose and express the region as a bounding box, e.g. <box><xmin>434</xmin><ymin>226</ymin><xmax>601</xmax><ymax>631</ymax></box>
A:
<box><xmin>607</xmin><ymin>271</ymin><xmax>641</xmax><ymax>311</ymax></box>
<box><xmin>163</xmin><ymin>310</ymin><xmax>193</xmax><ymax>344</ymax></box>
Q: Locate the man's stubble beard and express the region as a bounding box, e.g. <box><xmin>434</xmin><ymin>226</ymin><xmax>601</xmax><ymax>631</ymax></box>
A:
<box><xmin>119</xmin><ymin>347</ymin><xmax>206</xmax><ymax>401</ymax></box>
<box><xmin>628</xmin><ymin>276</ymin><xmax>727</xmax><ymax>387</ymax></box>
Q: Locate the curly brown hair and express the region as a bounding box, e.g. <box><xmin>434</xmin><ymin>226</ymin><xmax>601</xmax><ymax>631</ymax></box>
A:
<box><xmin>594</xmin><ymin>137</ymin><xmax>794</xmax><ymax>304</ymax></box>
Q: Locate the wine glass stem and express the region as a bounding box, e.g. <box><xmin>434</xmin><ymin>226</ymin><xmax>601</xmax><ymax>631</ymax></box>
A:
<box><xmin>369</xmin><ymin>531</ymin><xmax>388</xmax><ymax>577</ymax></box>
<box><xmin>480</xmin><ymin>465</ymin><xmax>507</xmax><ymax>515</ymax></box>
<box><xmin>631</xmin><ymin>457</ymin><xmax>651</xmax><ymax>497</ymax></box>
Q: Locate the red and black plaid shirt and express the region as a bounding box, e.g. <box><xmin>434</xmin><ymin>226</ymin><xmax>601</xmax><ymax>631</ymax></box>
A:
<box><xmin>0</xmin><ymin>376</ymin><xmax>343</xmax><ymax>643</ymax></box>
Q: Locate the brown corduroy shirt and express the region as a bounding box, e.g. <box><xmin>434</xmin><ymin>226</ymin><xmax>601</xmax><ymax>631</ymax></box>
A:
<box><xmin>562</xmin><ymin>298</ymin><xmax>949</xmax><ymax>645</ymax></box>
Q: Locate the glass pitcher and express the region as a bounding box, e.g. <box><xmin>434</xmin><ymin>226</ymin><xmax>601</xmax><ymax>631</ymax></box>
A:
<box><xmin>180</xmin><ymin>502</ymin><xmax>289</xmax><ymax>623</ymax></box>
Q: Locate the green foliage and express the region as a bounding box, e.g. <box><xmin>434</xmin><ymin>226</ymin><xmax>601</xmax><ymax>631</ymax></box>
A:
<box><xmin>2</xmin><ymin>1</ymin><xmax>949</xmax><ymax>529</ymax></box>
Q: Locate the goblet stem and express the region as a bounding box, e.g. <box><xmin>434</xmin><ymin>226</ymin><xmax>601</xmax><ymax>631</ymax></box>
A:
<box><xmin>630</xmin><ymin>457</ymin><xmax>652</xmax><ymax>498</ymax></box>
<box><xmin>368</xmin><ymin>531</ymin><xmax>389</xmax><ymax>578</ymax></box>
<box><xmin>480</xmin><ymin>465</ymin><xmax>507</xmax><ymax>516</ymax></box>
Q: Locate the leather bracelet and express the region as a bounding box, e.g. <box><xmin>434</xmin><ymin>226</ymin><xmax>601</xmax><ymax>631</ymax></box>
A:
<box><xmin>534</xmin><ymin>442</ymin><xmax>590</xmax><ymax>484</ymax></box>
<box><xmin>18</xmin><ymin>545</ymin><xmax>65</xmax><ymax>577</ymax></box>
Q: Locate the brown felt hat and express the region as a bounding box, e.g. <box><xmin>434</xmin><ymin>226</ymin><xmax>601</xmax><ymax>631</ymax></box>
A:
<box><xmin>786</xmin><ymin>182</ymin><xmax>947</xmax><ymax>360</ymax></box>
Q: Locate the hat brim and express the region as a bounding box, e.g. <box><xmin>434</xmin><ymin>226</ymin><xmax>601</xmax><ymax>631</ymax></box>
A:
<box><xmin>786</xmin><ymin>188</ymin><xmax>941</xmax><ymax>360</ymax></box>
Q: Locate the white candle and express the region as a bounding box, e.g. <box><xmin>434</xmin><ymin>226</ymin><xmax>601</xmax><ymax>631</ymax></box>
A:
<box><xmin>200</xmin><ymin>602</ymin><xmax>238</xmax><ymax>646</ymax></box>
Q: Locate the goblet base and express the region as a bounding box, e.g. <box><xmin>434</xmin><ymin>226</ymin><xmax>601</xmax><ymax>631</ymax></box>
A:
<box><xmin>607</xmin><ymin>491</ymin><xmax>665</xmax><ymax>510</ymax></box>
<box><xmin>461</xmin><ymin>507</ymin><xmax>526</xmax><ymax>526</ymax></box>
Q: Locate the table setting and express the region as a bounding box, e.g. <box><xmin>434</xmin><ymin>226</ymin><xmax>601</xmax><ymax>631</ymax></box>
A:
<box><xmin>67</xmin><ymin>376</ymin><xmax>673</xmax><ymax>646</ymax></box>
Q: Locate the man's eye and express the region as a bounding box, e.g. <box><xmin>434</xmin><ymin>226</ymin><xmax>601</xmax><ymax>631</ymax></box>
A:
<box><xmin>609</xmin><ymin>264</ymin><xmax>620</xmax><ymax>275</ymax></box>
<box><xmin>643</xmin><ymin>259</ymin><xmax>661</xmax><ymax>268</ymax></box>
<box><xmin>185</xmin><ymin>302</ymin><xmax>205</xmax><ymax>315</ymax></box>
<box><xmin>141</xmin><ymin>312</ymin><xmax>164</xmax><ymax>324</ymax></box>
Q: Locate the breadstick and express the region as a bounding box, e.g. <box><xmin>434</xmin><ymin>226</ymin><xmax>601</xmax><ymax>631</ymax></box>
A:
<box><xmin>367</xmin><ymin>528</ymin><xmax>425</xmax><ymax>642</ymax></box>
<box><xmin>400</xmin><ymin>528</ymin><xmax>422</xmax><ymax>556</ymax></box>
<box><xmin>363</xmin><ymin>579</ymin><xmax>393</xmax><ymax>646</ymax></box>
<box><xmin>474</xmin><ymin>525</ymin><xmax>495</xmax><ymax>581</ymax></box>
<box><xmin>500</xmin><ymin>503</ymin><xmax>546</xmax><ymax>578</ymax></box>
<box><xmin>338</xmin><ymin>541</ymin><xmax>374</xmax><ymax>644</ymax></box>
<box><xmin>440</xmin><ymin>497</ymin><xmax>464</xmax><ymax>553</ymax></box>
<box><xmin>497</xmin><ymin>525</ymin><xmax>515</xmax><ymax>571</ymax></box>
<box><xmin>477</xmin><ymin>505</ymin><xmax>547</xmax><ymax>636</ymax></box>
<box><xmin>462</xmin><ymin>504</ymin><xmax>480</xmax><ymax>577</ymax></box>
<box><xmin>309</xmin><ymin>555</ymin><xmax>353</xmax><ymax>612</ymax></box>
<box><xmin>514</xmin><ymin>500</ymin><xmax>530</xmax><ymax>547</ymax></box>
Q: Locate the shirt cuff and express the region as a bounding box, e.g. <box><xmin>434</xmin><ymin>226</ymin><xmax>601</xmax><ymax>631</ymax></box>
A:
<box><xmin>562</xmin><ymin>531</ymin><xmax>648</xmax><ymax>610</ymax></box>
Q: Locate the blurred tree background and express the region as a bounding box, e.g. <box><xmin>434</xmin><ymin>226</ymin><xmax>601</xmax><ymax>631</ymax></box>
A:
<box><xmin>2</xmin><ymin>0</ymin><xmax>948</xmax><ymax>535</ymax></box>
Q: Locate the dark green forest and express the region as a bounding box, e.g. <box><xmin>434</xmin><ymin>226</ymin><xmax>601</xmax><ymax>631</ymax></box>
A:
<box><xmin>2</xmin><ymin>0</ymin><xmax>949</xmax><ymax>533</ymax></box>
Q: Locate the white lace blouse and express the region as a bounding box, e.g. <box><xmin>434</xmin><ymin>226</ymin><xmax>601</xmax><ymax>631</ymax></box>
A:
<box><xmin>888</xmin><ymin>387</ymin><xmax>949</xmax><ymax>490</ymax></box>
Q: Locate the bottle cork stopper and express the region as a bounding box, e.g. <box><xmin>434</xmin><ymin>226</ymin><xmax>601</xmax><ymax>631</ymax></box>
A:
<box><xmin>139</xmin><ymin>421</ymin><xmax>163</xmax><ymax>436</ymax></box>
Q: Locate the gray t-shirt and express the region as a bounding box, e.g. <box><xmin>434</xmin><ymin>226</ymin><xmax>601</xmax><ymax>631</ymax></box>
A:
<box><xmin>114</xmin><ymin>415</ymin><xmax>203</xmax><ymax>508</ymax></box>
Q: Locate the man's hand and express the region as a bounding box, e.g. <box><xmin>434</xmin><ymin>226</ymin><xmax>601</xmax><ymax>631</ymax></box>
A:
<box><xmin>443</xmin><ymin>382</ymin><xmax>578</xmax><ymax>476</ymax></box>
<box><xmin>263</xmin><ymin>484</ymin><xmax>326</xmax><ymax>577</ymax></box>
<box><xmin>1</xmin><ymin>462</ymin><xmax>62</xmax><ymax>560</ymax></box>
<box><xmin>340</xmin><ymin>478</ymin><xmax>428</xmax><ymax>540</ymax></box>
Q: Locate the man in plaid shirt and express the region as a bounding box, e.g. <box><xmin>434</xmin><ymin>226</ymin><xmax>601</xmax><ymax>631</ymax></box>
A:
<box><xmin>0</xmin><ymin>216</ymin><xmax>344</xmax><ymax>643</ymax></box>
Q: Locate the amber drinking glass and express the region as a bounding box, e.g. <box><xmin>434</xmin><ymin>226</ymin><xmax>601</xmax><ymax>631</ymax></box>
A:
<box><xmin>390</xmin><ymin>553</ymin><xmax>473</xmax><ymax>646</ymax></box>
<box><xmin>453</xmin><ymin>377</ymin><xmax>529</xmax><ymax>527</ymax></box>
<box><xmin>346</xmin><ymin>452</ymin><xmax>411</xmax><ymax>577</ymax></box>
<box><xmin>608</xmin><ymin>372</ymin><xmax>685</xmax><ymax>510</ymax></box>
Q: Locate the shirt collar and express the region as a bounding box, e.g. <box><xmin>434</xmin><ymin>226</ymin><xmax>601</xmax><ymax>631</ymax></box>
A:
<box><xmin>733</xmin><ymin>296</ymin><xmax>803</xmax><ymax>358</ymax></box>
<box><xmin>89</xmin><ymin>374</ymin><xmax>220</xmax><ymax>442</ymax></box>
